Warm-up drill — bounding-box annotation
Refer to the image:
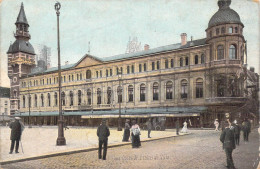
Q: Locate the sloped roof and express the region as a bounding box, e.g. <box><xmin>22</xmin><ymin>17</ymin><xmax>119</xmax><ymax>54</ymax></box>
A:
<box><xmin>29</xmin><ymin>38</ymin><xmax>207</xmax><ymax>76</ymax></box>
<box><xmin>7</xmin><ymin>39</ymin><xmax>35</xmax><ymax>55</ymax></box>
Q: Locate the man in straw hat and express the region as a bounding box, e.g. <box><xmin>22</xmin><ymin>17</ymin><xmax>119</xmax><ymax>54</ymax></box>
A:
<box><xmin>97</xmin><ymin>119</ymin><xmax>110</xmax><ymax>160</ymax></box>
<box><xmin>9</xmin><ymin>117</ymin><xmax>24</xmax><ymax>154</ymax></box>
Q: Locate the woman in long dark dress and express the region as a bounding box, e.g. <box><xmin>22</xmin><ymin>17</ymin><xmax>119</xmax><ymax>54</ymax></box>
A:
<box><xmin>122</xmin><ymin>119</ymin><xmax>130</xmax><ymax>142</ymax></box>
<box><xmin>130</xmin><ymin>120</ymin><xmax>141</xmax><ymax>148</ymax></box>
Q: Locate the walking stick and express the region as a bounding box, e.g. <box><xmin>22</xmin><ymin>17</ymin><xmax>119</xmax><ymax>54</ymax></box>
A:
<box><xmin>20</xmin><ymin>140</ymin><xmax>24</xmax><ymax>154</ymax></box>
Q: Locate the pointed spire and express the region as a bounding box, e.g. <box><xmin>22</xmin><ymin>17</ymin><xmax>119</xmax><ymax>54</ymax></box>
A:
<box><xmin>15</xmin><ymin>2</ymin><xmax>29</xmax><ymax>25</ymax></box>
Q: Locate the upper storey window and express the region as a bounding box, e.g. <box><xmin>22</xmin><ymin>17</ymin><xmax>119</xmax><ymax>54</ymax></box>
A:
<box><xmin>235</xmin><ymin>27</ymin><xmax>238</xmax><ymax>33</ymax></box>
<box><xmin>86</xmin><ymin>70</ymin><xmax>91</xmax><ymax>79</ymax></box>
<box><xmin>221</xmin><ymin>27</ymin><xmax>225</xmax><ymax>34</ymax></box>
<box><xmin>229</xmin><ymin>45</ymin><xmax>237</xmax><ymax>59</ymax></box>
<box><xmin>229</xmin><ymin>27</ymin><xmax>233</xmax><ymax>33</ymax></box>
<box><xmin>217</xmin><ymin>45</ymin><xmax>224</xmax><ymax>60</ymax></box>
<box><xmin>216</xmin><ymin>28</ymin><xmax>220</xmax><ymax>35</ymax></box>
<box><xmin>195</xmin><ymin>55</ymin><xmax>199</xmax><ymax>65</ymax></box>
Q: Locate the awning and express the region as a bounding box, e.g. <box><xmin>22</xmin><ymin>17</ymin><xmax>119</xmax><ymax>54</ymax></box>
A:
<box><xmin>14</xmin><ymin>106</ymin><xmax>207</xmax><ymax>118</ymax></box>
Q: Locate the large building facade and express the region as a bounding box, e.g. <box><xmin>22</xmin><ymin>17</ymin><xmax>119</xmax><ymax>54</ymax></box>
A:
<box><xmin>9</xmin><ymin>0</ymin><xmax>259</xmax><ymax>128</ymax></box>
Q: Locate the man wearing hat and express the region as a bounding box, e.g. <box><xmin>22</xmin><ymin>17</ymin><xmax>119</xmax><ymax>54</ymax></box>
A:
<box><xmin>9</xmin><ymin>117</ymin><xmax>23</xmax><ymax>154</ymax></box>
<box><xmin>97</xmin><ymin>119</ymin><xmax>110</xmax><ymax>160</ymax></box>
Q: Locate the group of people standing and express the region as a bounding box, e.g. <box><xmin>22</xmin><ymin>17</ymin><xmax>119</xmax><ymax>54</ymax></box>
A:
<box><xmin>219</xmin><ymin>118</ymin><xmax>252</xmax><ymax>169</ymax></box>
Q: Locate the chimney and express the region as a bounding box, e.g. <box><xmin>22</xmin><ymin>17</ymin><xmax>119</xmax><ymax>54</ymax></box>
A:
<box><xmin>144</xmin><ymin>44</ymin><xmax>150</xmax><ymax>51</ymax></box>
<box><xmin>181</xmin><ymin>33</ymin><xmax>187</xmax><ymax>46</ymax></box>
<box><xmin>250</xmin><ymin>67</ymin><xmax>255</xmax><ymax>72</ymax></box>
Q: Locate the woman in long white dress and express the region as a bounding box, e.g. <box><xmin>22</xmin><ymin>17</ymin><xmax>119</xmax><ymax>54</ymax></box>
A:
<box><xmin>181</xmin><ymin>121</ymin><xmax>188</xmax><ymax>133</ymax></box>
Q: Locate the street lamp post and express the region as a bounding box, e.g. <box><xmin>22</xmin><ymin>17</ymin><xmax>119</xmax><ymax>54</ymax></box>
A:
<box><xmin>55</xmin><ymin>2</ymin><xmax>66</xmax><ymax>146</ymax></box>
<box><xmin>117</xmin><ymin>69</ymin><xmax>122</xmax><ymax>131</ymax></box>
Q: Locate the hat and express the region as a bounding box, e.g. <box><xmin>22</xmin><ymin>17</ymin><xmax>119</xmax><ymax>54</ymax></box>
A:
<box><xmin>15</xmin><ymin>117</ymin><xmax>21</xmax><ymax>120</ymax></box>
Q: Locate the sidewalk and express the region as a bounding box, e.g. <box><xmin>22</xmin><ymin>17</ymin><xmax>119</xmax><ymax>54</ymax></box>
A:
<box><xmin>0</xmin><ymin>126</ymin><xmax>189</xmax><ymax>164</ymax></box>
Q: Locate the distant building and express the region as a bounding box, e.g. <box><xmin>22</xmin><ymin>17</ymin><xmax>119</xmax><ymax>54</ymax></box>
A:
<box><xmin>0</xmin><ymin>87</ymin><xmax>10</xmax><ymax>116</ymax></box>
<box><xmin>8</xmin><ymin>0</ymin><xmax>259</xmax><ymax>127</ymax></box>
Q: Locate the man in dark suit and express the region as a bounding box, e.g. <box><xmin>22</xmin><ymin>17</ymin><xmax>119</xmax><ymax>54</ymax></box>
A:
<box><xmin>233</xmin><ymin>120</ymin><xmax>241</xmax><ymax>146</ymax></box>
<box><xmin>147</xmin><ymin>118</ymin><xmax>152</xmax><ymax>138</ymax></box>
<box><xmin>242</xmin><ymin>118</ymin><xmax>251</xmax><ymax>142</ymax></box>
<box><xmin>176</xmin><ymin>118</ymin><xmax>179</xmax><ymax>135</ymax></box>
<box><xmin>97</xmin><ymin>119</ymin><xmax>110</xmax><ymax>160</ymax></box>
<box><xmin>220</xmin><ymin>121</ymin><xmax>236</xmax><ymax>169</ymax></box>
<box><xmin>9</xmin><ymin>117</ymin><xmax>22</xmax><ymax>154</ymax></box>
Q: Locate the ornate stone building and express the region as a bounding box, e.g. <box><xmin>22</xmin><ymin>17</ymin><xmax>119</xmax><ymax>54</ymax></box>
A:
<box><xmin>9</xmin><ymin>0</ymin><xmax>259</xmax><ymax>128</ymax></box>
<box><xmin>7</xmin><ymin>3</ymin><xmax>36</xmax><ymax>115</ymax></box>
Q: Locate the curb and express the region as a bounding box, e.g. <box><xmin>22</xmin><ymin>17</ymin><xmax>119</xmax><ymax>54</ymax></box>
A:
<box><xmin>0</xmin><ymin>133</ymin><xmax>190</xmax><ymax>165</ymax></box>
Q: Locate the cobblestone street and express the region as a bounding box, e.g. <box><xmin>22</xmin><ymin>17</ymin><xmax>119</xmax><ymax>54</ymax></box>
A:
<box><xmin>2</xmin><ymin>129</ymin><xmax>259</xmax><ymax>169</ymax></box>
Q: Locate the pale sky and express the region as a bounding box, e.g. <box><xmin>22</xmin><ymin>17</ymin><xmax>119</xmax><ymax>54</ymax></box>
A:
<box><xmin>0</xmin><ymin>0</ymin><xmax>259</xmax><ymax>87</ymax></box>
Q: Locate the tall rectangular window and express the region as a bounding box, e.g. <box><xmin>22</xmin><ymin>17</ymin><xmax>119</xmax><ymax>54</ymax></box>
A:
<box><xmin>170</xmin><ymin>59</ymin><xmax>174</xmax><ymax>68</ymax></box>
<box><xmin>96</xmin><ymin>71</ymin><xmax>99</xmax><ymax>78</ymax></box>
<box><xmin>157</xmin><ymin>61</ymin><xmax>160</xmax><ymax>69</ymax></box>
<box><xmin>144</xmin><ymin>63</ymin><xmax>147</xmax><ymax>71</ymax></box>
<box><xmin>139</xmin><ymin>64</ymin><xmax>142</xmax><ymax>72</ymax></box>
<box><xmin>152</xmin><ymin>62</ymin><xmax>155</xmax><ymax>70</ymax></box>
<box><xmin>165</xmin><ymin>59</ymin><xmax>168</xmax><ymax>69</ymax></box>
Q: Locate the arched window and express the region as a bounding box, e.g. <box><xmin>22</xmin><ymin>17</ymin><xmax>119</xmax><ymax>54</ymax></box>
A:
<box><xmin>117</xmin><ymin>86</ymin><xmax>122</xmax><ymax>103</ymax></box>
<box><xmin>70</xmin><ymin>91</ymin><xmax>74</xmax><ymax>106</ymax></box>
<box><xmin>166</xmin><ymin>81</ymin><xmax>173</xmax><ymax>100</ymax></box>
<box><xmin>87</xmin><ymin>89</ymin><xmax>91</xmax><ymax>105</ymax></box>
<box><xmin>48</xmin><ymin>93</ymin><xmax>51</xmax><ymax>107</ymax></box>
<box><xmin>116</xmin><ymin>67</ymin><xmax>119</xmax><ymax>75</ymax></box>
<box><xmin>77</xmin><ymin>74</ymin><xmax>79</xmax><ymax>81</ymax></box>
<box><xmin>229</xmin><ymin>27</ymin><xmax>233</xmax><ymax>33</ymax></box>
<box><xmin>97</xmin><ymin>88</ymin><xmax>101</xmax><ymax>104</ymax></box>
<box><xmin>80</xmin><ymin>74</ymin><xmax>82</xmax><ymax>80</ymax></box>
<box><xmin>127</xmin><ymin>66</ymin><xmax>130</xmax><ymax>74</ymax></box>
<box><xmin>54</xmin><ymin>92</ymin><xmax>57</xmax><ymax>106</ymax></box>
<box><xmin>78</xmin><ymin>90</ymin><xmax>82</xmax><ymax>105</ymax></box>
<box><xmin>107</xmin><ymin>87</ymin><xmax>112</xmax><ymax>104</ymax></box>
<box><xmin>217</xmin><ymin>45</ymin><xmax>224</xmax><ymax>60</ymax></box>
<box><xmin>139</xmin><ymin>64</ymin><xmax>142</xmax><ymax>72</ymax></box>
<box><xmin>165</xmin><ymin>59</ymin><xmax>168</xmax><ymax>69</ymax></box>
<box><xmin>185</xmin><ymin>57</ymin><xmax>189</xmax><ymax>66</ymax></box>
<box><xmin>61</xmin><ymin>92</ymin><xmax>65</xmax><ymax>106</ymax></box>
<box><xmin>72</xmin><ymin>75</ymin><xmax>74</xmax><ymax>81</ymax></box>
<box><xmin>157</xmin><ymin>61</ymin><xmax>160</xmax><ymax>69</ymax></box>
<box><xmin>181</xmin><ymin>80</ymin><xmax>188</xmax><ymax>99</ymax></box>
<box><xmin>229</xmin><ymin>45</ymin><xmax>237</xmax><ymax>59</ymax></box>
<box><xmin>69</xmin><ymin>75</ymin><xmax>71</xmax><ymax>82</ymax></box>
<box><xmin>86</xmin><ymin>70</ymin><xmax>91</xmax><ymax>79</ymax></box>
<box><xmin>216</xmin><ymin>28</ymin><xmax>220</xmax><ymax>35</ymax></box>
<box><xmin>180</xmin><ymin>58</ymin><xmax>183</xmax><ymax>67</ymax></box>
<box><xmin>100</xmin><ymin>70</ymin><xmax>102</xmax><ymax>77</ymax></box>
<box><xmin>131</xmin><ymin>65</ymin><xmax>134</xmax><ymax>73</ymax></box>
<box><xmin>195</xmin><ymin>55</ymin><xmax>199</xmax><ymax>64</ymax></box>
<box><xmin>235</xmin><ymin>27</ymin><xmax>238</xmax><ymax>33</ymax></box>
<box><xmin>34</xmin><ymin>94</ymin><xmax>37</xmax><ymax>107</ymax></box>
<box><xmin>153</xmin><ymin>82</ymin><xmax>159</xmax><ymax>101</ymax></box>
<box><xmin>128</xmin><ymin>85</ymin><xmax>134</xmax><ymax>102</ymax></box>
<box><xmin>170</xmin><ymin>59</ymin><xmax>174</xmax><ymax>68</ymax></box>
<box><xmin>110</xmin><ymin>69</ymin><xmax>113</xmax><ymax>76</ymax></box>
<box><xmin>23</xmin><ymin>95</ymin><xmax>25</xmax><ymax>108</ymax></box>
<box><xmin>221</xmin><ymin>27</ymin><xmax>225</xmax><ymax>34</ymax></box>
<box><xmin>106</xmin><ymin>69</ymin><xmax>108</xmax><ymax>77</ymax></box>
<box><xmin>196</xmin><ymin>78</ymin><xmax>203</xmax><ymax>98</ymax></box>
<box><xmin>28</xmin><ymin>94</ymin><xmax>31</xmax><ymax>108</ymax></box>
<box><xmin>13</xmin><ymin>90</ymin><xmax>17</xmax><ymax>97</ymax></box>
<box><xmin>144</xmin><ymin>63</ymin><xmax>147</xmax><ymax>71</ymax></box>
<box><xmin>201</xmin><ymin>54</ymin><xmax>205</xmax><ymax>64</ymax></box>
<box><xmin>140</xmin><ymin>84</ymin><xmax>146</xmax><ymax>101</ymax></box>
<box><xmin>41</xmin><ymin>94</ymin><xmax>44</xmax><ymax>107</ymax></box>
<box><xmin>152</xmin><ymin>62</ymin><xmax>155</xmax><ymax>70</ymax></box>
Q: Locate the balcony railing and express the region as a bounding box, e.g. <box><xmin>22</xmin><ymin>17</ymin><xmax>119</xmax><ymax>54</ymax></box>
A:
<box><xmin>205</xmin><ymin>97</ymin><xmax>247</xmax><ymax>104</ymax></box>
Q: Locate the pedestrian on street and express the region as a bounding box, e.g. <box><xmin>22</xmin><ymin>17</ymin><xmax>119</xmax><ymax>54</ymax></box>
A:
<box><xmin>233</xmin><ymin>120</ymin><xmax>241</xmax><ymax>146</ymax></box>
<box><xmin>220</xmin><ymin>121</ymin><xmax>236</xmax><ymax>169</ymax></box>
<box><xmin>97</xmin><ymin>119</ymin><xmax>110</xmax><ymax>160</ymax></box>
<box><xmin>214</xmin><ymin>119</ymin><xmax>219</xmax><ymax>131</ymax></box>
<box><xmin>122</xmin><ymin>119</ymin><xmax>130</xmax><ymax>142</ymax></box>
<box><xmin>130</xmin><ymin>120</ymin><xmax>141</xmax><ymax>148</ymax></box>
<box><xmin>146</xmin><ymin>118</ymin><xmax>152</xmax><ymax>138</ymax></box>
<box><xmin>9</xmin><ymin>117</ymin><xmax>24</xmax><ymax>154</ymax></box>
<box><xmin>180</xmin><ymin>120</ymin><xmax>188</xmax><ymax>133</ymax></box>
<box><xmin>242</xmin><ymin>118</ymin><xmax>251</xmax><ymax>142</ymax></box>
<box><xmin>176</xmin><ymin>118</ymin><xmax>179</xmax><ymax>135</ymax></box>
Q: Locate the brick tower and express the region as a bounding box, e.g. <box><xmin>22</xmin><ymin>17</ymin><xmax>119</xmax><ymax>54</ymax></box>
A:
<box><xmin>7</xmin><ymin>3</ymin><xmax>35</xmax><ymax>115</ymax></box>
